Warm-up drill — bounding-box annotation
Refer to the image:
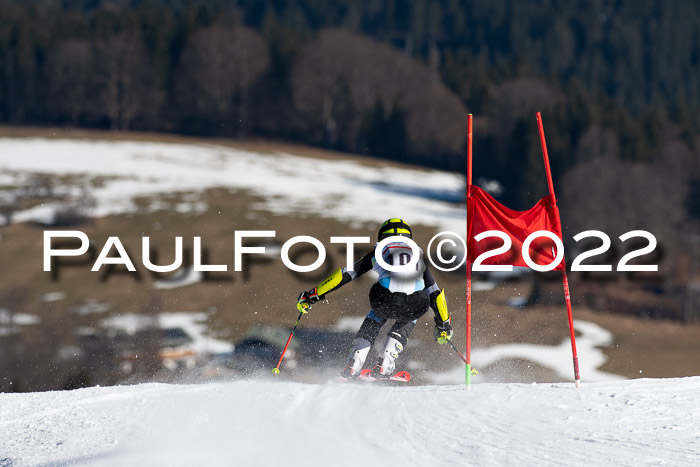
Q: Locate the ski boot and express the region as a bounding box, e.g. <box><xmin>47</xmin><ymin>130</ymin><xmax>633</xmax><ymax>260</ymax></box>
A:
<box><xmin>371</xmin><ymin>335</ymin><xmax>403</xmax><ymax>378</ymax></box>
<box><xmin>339</xmin><ymin>338</ymin><xmax>371</xmax><ymax>379</ymax></box>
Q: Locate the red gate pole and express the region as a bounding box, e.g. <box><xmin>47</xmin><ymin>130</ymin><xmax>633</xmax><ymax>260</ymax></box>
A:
<box><xmin>466</xmin><ymin>114</ymin><xmax>473</xmax><ymax>389</ymax></box>
<box><xmin>535</xmin><ymin>112</ymin><xmax>581</xmax><ymax>388</ymax></box>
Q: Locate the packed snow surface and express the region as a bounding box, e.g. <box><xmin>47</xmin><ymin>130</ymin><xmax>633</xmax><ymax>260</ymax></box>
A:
<box><xmin>1</xmin><ymin>377</ymin><xmax>699</xmax><ymax>466</ymax></box>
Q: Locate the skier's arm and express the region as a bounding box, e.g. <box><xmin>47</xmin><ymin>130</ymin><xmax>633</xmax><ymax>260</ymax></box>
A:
<box><xmin>296</xmin><ymin>250</ymin><xmax>374</xmax><ymax>312</ymax></box>
<box><xmin>423</xmin><ymin>266</ymin><xmax>453</xmax><ymax>344</ymax></box>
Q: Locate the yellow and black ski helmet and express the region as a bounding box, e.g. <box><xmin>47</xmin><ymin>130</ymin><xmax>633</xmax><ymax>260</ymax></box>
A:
<box><xmin>378</xmin><ymin>218</ymin><xmax>412</xmax><ymax>241</ymax></box>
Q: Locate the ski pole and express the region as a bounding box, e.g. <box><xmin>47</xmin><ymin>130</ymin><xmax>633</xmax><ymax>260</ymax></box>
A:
<box><xmin>272</xmin><ymin>308</ymin><xmax>306</xmax><ymax>375</ymax></box>
<box><xmin>446</xmin><ymin>337</ymin><xmax>467</xmax><ymax>364</ymax></box>
<box><xmin>445</xmin><ymin>338</ymin><xmax>478</xmax><ymax>376</ymax></box>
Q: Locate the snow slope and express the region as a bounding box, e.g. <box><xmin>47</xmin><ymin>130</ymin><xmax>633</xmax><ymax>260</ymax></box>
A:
<box><xmin>1</xmin><ymin>378</ymin><xmax>699</xmax><ymax>466</ymax></box>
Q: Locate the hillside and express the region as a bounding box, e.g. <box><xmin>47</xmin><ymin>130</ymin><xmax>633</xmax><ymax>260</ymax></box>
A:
<box><xmin>1</xmin><ymin>131</ymin><xmax>700</xmax><ymax>392</ymax></box>
<box><xmin>1</xmin><ymin>377</ymin><xmax>699</xmax><ymax>466</ymax></box>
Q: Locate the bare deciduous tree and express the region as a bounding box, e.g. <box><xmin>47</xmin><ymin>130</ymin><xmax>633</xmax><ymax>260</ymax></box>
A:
<box><xmin>46</xmin><ymin>40</ymin><xmax>91</xmax><ymax>125</ymax></box>
<box><xmin>175</xmin><ymin>26</ymin><xmax>270</xmax><ymax>136</ymax></box>
<box><xmin>485</xmin><ymin>78</ymin><xmax>564</xmax><ymax>157</ymax></box>
<box><xmin>92</xmin><ymin>35</ymin><xmax>163</xmax><ymax>130</ymax></box>
<box><xmin>560</xmin><ymin>152</ymin><xmax>688</xmax><ymax>242</ymax></box>
<box><xmin>574</xmin><ymin>125</ymin><xmax>620</xmax><ymax>164</ymax></box>
<box><xmin>291</xmin><ymin>29</ymin><xmax>466</xmax><ymax>161</ymax></box>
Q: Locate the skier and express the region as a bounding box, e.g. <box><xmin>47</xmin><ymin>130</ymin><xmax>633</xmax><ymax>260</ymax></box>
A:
<box><xmin>295</xmin><ymin>218</ymin><xmax>453</xmax><ymax>379</ymax></box>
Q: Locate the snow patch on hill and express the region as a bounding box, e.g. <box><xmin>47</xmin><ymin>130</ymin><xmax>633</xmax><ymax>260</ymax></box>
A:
<box><xmin>0</xmin><ymin>138</ymin><xmax>465</xmax><ymax>234</ymax></box>
<box><xmin>428</xmin><ymin>320</ymin><xmax>622</xmax><ymax>384</ymax></box>
<box><xmin>100</xmin><ymin>312</ymin><xmax>233</xmax><ymax>355</ymax></box>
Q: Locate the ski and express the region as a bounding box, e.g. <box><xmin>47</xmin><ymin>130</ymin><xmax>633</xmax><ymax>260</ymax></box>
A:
<box><xmin>357</xmin><ymin>369</ymin><xmax>411</xmax><ymax>383</ymax></box>
<box><xmin>334</xmin><ymin>369</ymin><xmax>411</xmax><ymax>383</ymax></box>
